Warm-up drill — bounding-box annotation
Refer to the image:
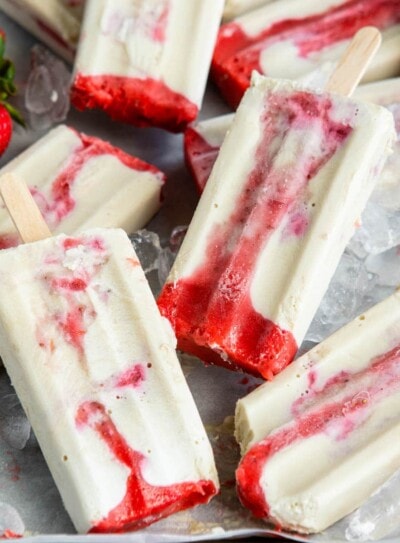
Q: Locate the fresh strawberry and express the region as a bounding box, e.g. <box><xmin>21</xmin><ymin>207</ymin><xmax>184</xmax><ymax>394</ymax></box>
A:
<box><xmin>0</xmin><ymin>32</ymin><xmax>24</xmax><ymax>156</ymax></box>
<box><xmin>0</xmin><ymin>106</ymin><xmax>12</xmax><ymax>155</ymax></box>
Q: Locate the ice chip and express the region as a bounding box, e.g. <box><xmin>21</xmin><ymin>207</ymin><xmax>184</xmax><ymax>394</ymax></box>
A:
<box><xmin>129</xmin><ymin>229</ymin><xmax>162</xmax><ymax>274</ymax></box>
<box><xmin>25</xmin><ymin>64</ymin><xmax>54</xmax><ymax>115</ymax></box>
<box><xmin>0</xmin><ymin>392</ymin><xmax>31</xmax><ymax>450</ymax></box>
<box><xmin>0</xmin><ymin>502</ymin><xmax>24</xmax><ymax>537</ymax></box>
<box><xmin>25</xmin><ymin>45</ymin><xmax>71</xmax><ymax>130</ymax></box>
<box><xmin>365</xmin><ymin>246</ymin><xmax>400</xmax><ymax>288</ymax></box>
<box><xmin>0</xmin><ymin>413</ymin><xmax>31</xmax><ymax>451</ymax></box>
<box><xmin>345</xmin><ymin>469</ymin><xmax>400</xmax><ymax>541</ymax></box>
<box><xmin>156</xmin><ymin>225</ymin><xmax>188</xmax><ymax>288</ymax></box>
<box><xmin>169</xmin><ymin>225</ymin><xmax>188</xmax><ymax>252</ymax></box>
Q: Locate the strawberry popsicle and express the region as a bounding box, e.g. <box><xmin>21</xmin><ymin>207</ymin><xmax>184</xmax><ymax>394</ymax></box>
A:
<box><xmin>212</xmin><ymin>0</ymin><xmax>400</xmax><ymax>108</ymax></box>
<box><xmin>0</xmin><ymin>0</ymin><xmax>83</xmax><ymax>62</ymax></box>
<box><xmin>71</xmin><ymin>0</ymin><xmax>224</xmax><ymax>132</ymax></box>
<box><xmin>0</xmin><ymin>124</ymin><xmax>165</xmax><ymax>249</ymax></box>
<box><xmin>185</xmin><ymin>77</ymin><xmax>400</xmax><ymax>193</ymax></box>
<box><xmin>0</xmin><ymin>175</ymin><xmax>219</xmax><ymax>533</ymax></box>
<box><xmin>235</xmin><ymin>291</ymin><xmax>400</xmax><ymax>533</ymax></box>
<box><xmin>158</xmin><ymin>67</ymin><xmax>395</xmax><ymax>379</ymax></box>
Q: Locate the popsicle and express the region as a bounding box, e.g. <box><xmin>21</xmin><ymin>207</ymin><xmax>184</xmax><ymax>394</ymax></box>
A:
<box><xmin>0</xmin><ymin>0</ymin><xmax>83</xmax><ymax>62</ymax></box>
<box><xmin>70</xmin><ymin>0</ymin><xmax>224</xmax><ymax>132</ymax></box>
<box><xmin>212</xmin><ymin>0</ymin><xmax>400</xmax><ymax>108</ymax></box>
<box><xmin>0</xmin><ymin>173</ymin><xmax>219</xmax><ymax>534</ymax></box>
<box><xmin>0</xmin><ymin>124</ymin><xmax>165</xmax><ymax>249</ymax></box>
<box><xmin>158</xmin><ymin>28</ymin><xmax>395</xmax><ymax>380</ymax></box>
<box><xmin>235</xmin><ymin>290</ymin><xmax>400</xmax><ymax>533</ymax></box>
<box><xmin>185</xmin><ymin>77</ymin><xmax>400</xmax><ymax>194</ymax></box>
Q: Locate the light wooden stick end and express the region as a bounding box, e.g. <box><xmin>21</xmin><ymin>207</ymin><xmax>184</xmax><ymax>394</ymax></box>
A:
<box><xmin>325</xmin><ymin>26</ymin><xmax>381</xmax><ymax>97</ymax></box>
<box><xmin>0</xmin><ymin>173</ymin><xmax>52</xmax><ymax>244</ymax></box>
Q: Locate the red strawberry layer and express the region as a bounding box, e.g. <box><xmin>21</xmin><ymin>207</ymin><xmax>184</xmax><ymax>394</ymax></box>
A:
<box><xmin>71</xmin><ymin>74</ymin><xmax>198</xmax><ymax>133</ymax></box>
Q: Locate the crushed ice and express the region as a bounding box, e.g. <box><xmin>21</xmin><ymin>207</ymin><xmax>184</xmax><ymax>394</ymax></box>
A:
<box><xmin>25</xmin><ymin>45</ymin><xmax>71</xmax><ymax>130</ymax></box>
<box><xmin>130</xmin><ymin>225</ymin><xmax>187</xmax><ymax>295</ymax></box>
<box><xmin>339</xmin><ymin>470</ymin><xmax>400</xmax><ymax>541</ymax></box>
<box><xmin>306</xmin><ymin>105</ymin><xmax>400</xmax><ymax>344</ymax></box>
<box><xmin>0</xmin><ymin>378</ymin><xmax>30</xmax><ymax>451</ymax></box>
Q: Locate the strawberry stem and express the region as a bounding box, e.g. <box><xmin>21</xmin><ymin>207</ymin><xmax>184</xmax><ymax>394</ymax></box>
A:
<box><xmin>0</xmin><ymin>34</ymin><xmax>24</xmax><ymax>127</ymax></box>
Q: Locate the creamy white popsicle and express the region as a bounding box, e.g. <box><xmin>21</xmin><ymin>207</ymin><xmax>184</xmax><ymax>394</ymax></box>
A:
<box><xmin>236</xmin><ymin>290</ymin><xmax>400</xmax><ymax>533</ymax></box>
<box><xmin>71</xmin><ymin>0</ymin><xmax>224</xmax><ymax>132</ymax></box>
<box><xmin>0</xmin><ymin>125</ymin><xmax>164</xmax><ymax>249</ymax></box>
<box><xmin>0</xmin><ymin>0</ymin><xmax>83</xmax><ymax>62</ymax></box>
<box><xmin>0</xmin><ymin>225</ymin><xmax>219</xmax><ymax>533</ymax></box>
<box><xmin>212</xmin><ymin>0</ymin><xmax>400</xmax><ymax>108</ymax></box>
<box><xmin>158</xmin><ymin>73</ymin><xmax>395</xmax><ymax>379</ymax></box>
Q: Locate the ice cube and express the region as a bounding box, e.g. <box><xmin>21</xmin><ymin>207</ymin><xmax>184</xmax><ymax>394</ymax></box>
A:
<box><xmin>169</xmin><ymin>225</ymin><xmax>188</xmax><ymax>252</ymax></box>
<box><xmin>0</xmin><ymin>502</ymin><xmax>24</xmax><ymax>537</ymax></box>
<box><xmin>0</xmin><ymin>391</ymin><xmax>31</xmax><ymax>451</ymax></box>
<box><xmin>25</xmin><ymin>45</ymin><xmax>71</xmax><ymax>130</ymax></box>
<box><xmin>129</xmin><ymin>229</ymin><xmax>162</xmax><ymax>274</ymax></box>
<box><xmin>365</xmin><ymin>246</ymin><xmax>400</xmax><ymax>288</ymax></box>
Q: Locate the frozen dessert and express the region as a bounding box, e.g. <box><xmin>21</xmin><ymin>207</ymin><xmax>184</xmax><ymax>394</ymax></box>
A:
<box><xmin>0</xmin><ymin>125</ymin><xmax>165</xmax><ymax>249</ymax></box>
<box><xmin>0</xmin><ymin>220</ymin><xmax>219</xmax><ymax>532</ymax></box>
<box><xmin>212</xmin><ymin>0</ymin><xmax>400</xmax><ymax>108</ymax></box>
<box><xmin>236</xmin><ymin>291</ymin><xmax>400</xmax><ymax>533</ymax></box>
<box><xmin>71</xmin><ymin>0</ymin><xmax>224</xmax><ymax>132</ymax></box>
<box><xmin>158</xmin><ymin>72</ymin><xmax>394</xmax><ymax>379</ymax></box>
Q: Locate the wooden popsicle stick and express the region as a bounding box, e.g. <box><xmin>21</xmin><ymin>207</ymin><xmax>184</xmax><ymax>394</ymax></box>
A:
<box><xmin>325</xmin><ymin>26</ymin><xmax>381</xmax><ymax>96</ymax></box>
<box><xmin>0</xmin><ymin>173</ymin><xmax>52</xmax><ymax>243</ymax></box>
